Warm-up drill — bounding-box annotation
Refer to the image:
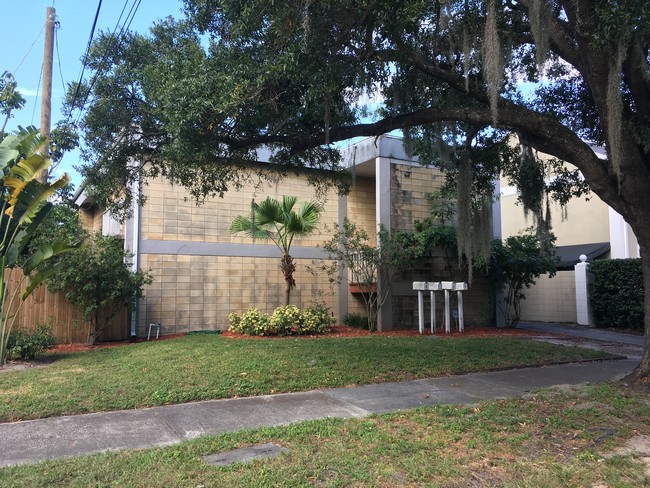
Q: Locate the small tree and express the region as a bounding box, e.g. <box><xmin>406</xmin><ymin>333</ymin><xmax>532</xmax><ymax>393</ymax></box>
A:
<box><xmin>0</xmin><ymin>72</ymin><xmax>25</xmax><ymax>140</ymax></box>
<box><xmin>484</xmin><ymin>234</ymin><xmax>558</xmax><ymax>328</ymax></box>
<box><xmin>230</xmin><ymin>196</ymin><xmax>322</xmax><ymax>305</ymax></box>
<box><xmin>0</xmin><ymin>126</ymin><xmax>73</xmax><ymax>365</ymax></box>
<box><xmin>321</xmin><ymin>219</ymin><xmax>422</xmax><ymax>331</ymax></box>
<box><xmin>47</xmin><ymin>234</ymin><xmax>152</xmax><ymax>345</ymax></box>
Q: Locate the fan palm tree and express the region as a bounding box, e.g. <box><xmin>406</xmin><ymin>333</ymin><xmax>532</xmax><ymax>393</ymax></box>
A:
<box><xmin>230</xmin><ymin>196</ymin><xmax>322</xmax><ymax>305</ymax></box>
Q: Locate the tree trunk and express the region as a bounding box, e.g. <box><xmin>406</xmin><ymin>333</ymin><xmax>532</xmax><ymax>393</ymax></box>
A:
<box><xmin>280</xmin><ymin>253</ymin><xmax>296</xmax><ymax>306</ymax></box>
<box><xmin>87</xmin><ymin>315</ymin><xmax>98</xmax><ymax>346</ymax></box>
<box><xmin>634</xmin><ymin>245</ymin><xmax>650</xmax><ymax>379</ymax></box>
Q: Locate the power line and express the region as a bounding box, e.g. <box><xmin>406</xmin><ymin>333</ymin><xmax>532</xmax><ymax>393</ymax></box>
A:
<box><xmin>31</xmin><ymin>65</ymin><xmax>44</xmax><ymax>126</ymax></box>
<box><xmin>13</xmin><ymin>24</ymin><xmax>45</xmax><ymax>75</ymax></box>
<box><xmin>68</xmin><ymin>0</ymin><xmax>104</xmax><ymax>117</ymax></box>
<box><xmin>73</xmin><ymin>0</ymin><xmax>143</xmax><ymax>126</ymax></box>
<box><xmin>54</xmin><ymin>21</ymin><xmax>67</xmax><ymax>102</ymax></box>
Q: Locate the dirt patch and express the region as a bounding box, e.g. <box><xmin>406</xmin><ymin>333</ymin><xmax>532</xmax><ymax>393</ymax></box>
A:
<box><xmin>50</xmin><ymin>333</ymin><xmax>186</xmax><ymax>353</ymax></box>
<box><xmin>605</xmin><ymin>435</ymin><xmax>650</xmax><ymax>476</ymax></box>
<box><xmin>0</xmin><ymin>334</ymin><xmax>186</xmax><ymax>373</ymax></box>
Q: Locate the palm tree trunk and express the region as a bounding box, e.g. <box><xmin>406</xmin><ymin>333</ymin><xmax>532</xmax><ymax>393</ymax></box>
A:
<box><xmin>280</xmin><ymin>253</ymin><xmax>296</xmax><ymax>306</ymax></box>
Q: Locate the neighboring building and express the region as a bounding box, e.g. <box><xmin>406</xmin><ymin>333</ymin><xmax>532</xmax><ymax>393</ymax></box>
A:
<box><xmin>499</xmin><ymin>146</ymin><xmax>640</xmax><ymax>323</ymax></box>
<box><xmin>76</xmin><ymin>135</ymin><xmax>493</xmax><ymax>337</ymax></box>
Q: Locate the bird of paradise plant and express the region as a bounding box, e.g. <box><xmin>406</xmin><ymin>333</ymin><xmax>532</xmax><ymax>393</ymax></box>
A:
<box><xmin>0</xmin><ymin>126</ymin><xmax>74</xmax><ymax>365</ymax></box>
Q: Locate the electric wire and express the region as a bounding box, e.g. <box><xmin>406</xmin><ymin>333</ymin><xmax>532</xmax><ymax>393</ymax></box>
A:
<box><xmin>68</xmin><ymin>0</ymin><xmax>104</xmax><ymax>119</ymax></box>
<box><xmin>54</xmin><ymin>22</ymin><xmax>67</xmax><ymax>102</ymax></box>
<box><xmin>13</xmin><ymin>24</ymin><xmax>45</xmax><ymax>75</ymax></box>
<box><xmin>30</xmin><ymin>65</ymin><xmax>44</xmax><ymax>126</ymax></box>
<box><xmin>73</xmin><ymin>0</ymin><xmax>143</xmax><ymax>126</ymax></box>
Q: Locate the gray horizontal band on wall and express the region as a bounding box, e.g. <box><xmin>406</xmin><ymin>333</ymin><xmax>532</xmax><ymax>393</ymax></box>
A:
<box><xmin>139</xmin><ymin>240</ymin><xmax>330</xmax><ymax>260</ymax></box>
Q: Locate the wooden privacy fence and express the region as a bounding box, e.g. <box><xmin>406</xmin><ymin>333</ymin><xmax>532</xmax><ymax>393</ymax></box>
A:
<box><xmin>4</xmin><ymin>269</ymin><xmax>128</xmax><ymax>343</ymax></box>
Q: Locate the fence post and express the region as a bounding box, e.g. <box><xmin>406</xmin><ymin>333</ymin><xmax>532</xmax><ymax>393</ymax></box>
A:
<box><xmin>574</xmin><ymin>254</ymin><xmax>593</xmax><ymax>326</ymax></box>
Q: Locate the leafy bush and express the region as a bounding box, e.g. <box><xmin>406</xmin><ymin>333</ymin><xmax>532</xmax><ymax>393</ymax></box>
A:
<box><xmin>300</xmin><ymin>303</ymin><xmax>334</xmax><ymax>334</ymax></box>
<box><xmin>342</xmin><ymin>312</ymin><xmax>370</xmax><ymax>330</ymax></box>
<box><xmin>239</xmin><ymin>307</ymin><xmax>271</xmax><ymax>335</ymax></box>
<box><xmin>589</xmin><ymin>259</ymin><xmax>644</xmax><ymax>330</ymax></box>
<box><xmin>7</xmin><ymin>323</ymin><xmax>56</xmax><ymax>360</ymax></box>
<box><xmin>228</xmin><ymin>305</ymin><xmax>333</xmax><ymax>336</ymax></box>
<box><xmin>228</xmin><ymin>311</ymin><xmax>241</xmax><ymax>332</ymax></box>
<box><xmin>269</xmin><ymin>305</ymin><xmax>303</xmax><ymax>335</ymax></box>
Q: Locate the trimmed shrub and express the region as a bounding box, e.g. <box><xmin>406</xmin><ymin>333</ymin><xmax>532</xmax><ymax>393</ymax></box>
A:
<box><xmin>228</xmin><ymin>311</ymin><xmax>241</xmax><ymax>332</ymax></box>
<box><xmin>342</xmin><ymin>312</ymin><xmax>369</xmax><ymax>330</ymax></box>
<box><xmin>300</xmin><ymin>303</ymin><xmax>334</xmax><ymax>334</ymax></box>
<box><xmin>239</xmin><ymin>307</ymin><xmax>270</xmax><ymax>335</ymax></box>
<box><xmin>589</xmin><ymin>258</ymin><xmax>644</xmax><ymax>330</ymax></box>
<box><xmin>7</xmin><ymin>323</ymin><xmax>56</xmax><ymax>360</ymax></box>
<box><xmin>269</xmin><ymin>305</ymin><xmax>303</xmax><ymax>335</ymax></box>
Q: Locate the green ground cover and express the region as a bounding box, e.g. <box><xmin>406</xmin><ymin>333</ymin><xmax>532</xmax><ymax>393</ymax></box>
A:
<box><xmin>1</xmin><ymin>382</ymin><xmax>647</xmax><ymax>487</ymax></box>
<box><xmin>0</xmin><ymin>335</ymin><xmax>612</xmax><ymax>422</ymax></box>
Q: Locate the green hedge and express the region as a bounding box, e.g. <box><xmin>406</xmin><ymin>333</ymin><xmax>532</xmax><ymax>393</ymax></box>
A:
<box><xmin>589</xmin><ymin>259</ymin><xmax>644</xmax><ymax>330</ymax></box>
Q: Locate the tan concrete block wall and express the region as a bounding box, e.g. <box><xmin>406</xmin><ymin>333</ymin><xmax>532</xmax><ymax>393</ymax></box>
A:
<box><xmin>79</xmin><ymin>206</ymin><xmax>103</xmax><ymax>234</ymax></box>
<box><xmin>346</xmin><ymin>176</ymin><xmax>376</xmax><ymax>244</ymax></box>
<box><xmin>518</xmin><ymin>271</ymin><xmax>577</xmax><ymax>323</ymax></box>
<box><xmin>391</xmin><ymin>164</ymin><xmax>446</xmax><ymax>232</ymax></box>
<box><xmin>141</xmin><ymin>171</ymin><xmax>339</xmax><ymax>246</ymax></box>
<box><xmin>138</xmin><ymin>253</ymin><xmax>338</xmax><ymax>335</ymax></box>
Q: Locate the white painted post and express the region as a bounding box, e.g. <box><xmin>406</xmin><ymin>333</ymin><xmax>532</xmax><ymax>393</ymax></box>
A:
<box><xmin>441</xmin><ymin>281</ymin><xmax>454</xmax><ymax>333</ymax></box>
<box><xmin>454</xmin><ymin>282</ymin><xmax>468</xmax><ymax>332</ymax></box>
<box><xmin>418</xmin><ymin>290</ymin><xmax>425</xmax><ymax>334</ymax></box>
<box><xmin>575</xmin><ymin>255</ymin><xmax>593</xmax><ymax>326</ymax></box>
<box><xmin>430</xmin><ymin>290</ymin><xmax>436</xmax><ymax>333</ymax></box>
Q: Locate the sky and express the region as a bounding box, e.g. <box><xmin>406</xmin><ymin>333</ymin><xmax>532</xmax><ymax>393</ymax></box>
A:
<box><xmin>1</xmin><ymin>0</ymin><xmax>186</xmax><ymax>186</ymax></box>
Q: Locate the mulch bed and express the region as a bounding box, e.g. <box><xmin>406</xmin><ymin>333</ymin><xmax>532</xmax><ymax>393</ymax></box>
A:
<box><xmin>45</xmin><ymin>326</ymin><xmax>550</xmax><ymax>353</ymax></box>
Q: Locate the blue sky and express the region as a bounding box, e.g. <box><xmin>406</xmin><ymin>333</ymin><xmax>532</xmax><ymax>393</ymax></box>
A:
<box><xmin>2</xmin><ymin>0</ymin><xmax>185</xmax><ymax>185</ymax></box>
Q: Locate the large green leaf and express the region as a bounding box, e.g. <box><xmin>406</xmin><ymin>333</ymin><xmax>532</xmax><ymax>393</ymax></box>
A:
<box><xmin>0</xmin><ymin>126</ymin><xmax>45</xmax><ymax>167</ymax></box>
<box><xmin>5</xmin><ymin>203</ymin><xmax>53</xmax><ymax>267</ymax></box>
<box><xmin>4</xmin><ymin>174</ymin><xmax>69</xmax><ymax>225</ymax></box>
<box><xmin>22</xmin><ymin>239</ymin><xmax>75</xmax><ymax>276</ymax></box>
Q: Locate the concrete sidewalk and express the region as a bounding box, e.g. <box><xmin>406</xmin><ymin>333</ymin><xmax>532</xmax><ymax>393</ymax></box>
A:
<box><xmin>519</xmin><ymin>321</ymin><xmax>644</xmax><ymax>346</ymax></box>
<box><xmin>0</xmin><ymin>358</ymin><xmax>638</xmax><ymax>468</ymax></box>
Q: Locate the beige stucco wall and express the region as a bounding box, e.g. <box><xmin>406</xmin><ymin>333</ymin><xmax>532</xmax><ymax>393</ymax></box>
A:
<box><xmin>517</xmin><ymin>271</ymin><xmax>577</xmax><ymax>323</ymax></box>
<box><xmin>500</xmin><ymin>163</ymin><xmax>610</xmax><ymax>246</ymax></box>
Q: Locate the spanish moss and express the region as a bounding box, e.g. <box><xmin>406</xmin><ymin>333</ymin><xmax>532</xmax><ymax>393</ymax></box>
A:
<box><xmin>463</xmin><ymin>25</ymin><xmax>471</xmax><ymax>92</ymax></box>
<box><xmin>528</xmin><ymin>0</ymin><xmax>549</xmax><ymax>70</ymax></box>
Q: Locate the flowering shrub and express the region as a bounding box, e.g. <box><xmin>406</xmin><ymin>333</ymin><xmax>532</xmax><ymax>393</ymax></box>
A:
<box><xmin>239</xmin><ymin>307</ymin><xmax>270</xmax><ymax>335</ymax></box>
<box><xmin>269</xmin><ymin>305</ymin><xmax>303</xmax><ymax>335</ymax></box>
<box><xmin>228</xmin><ymin>304</ymin><xmax>333</xmax><ymax>336</ymax></box>
<box><xmin>300</xmin><ymin>303</ymin><xmax>333</xmax><ymax>334</ymax></box>
<box><xmin>228</xmin><ymin>312</ymin><xmax>242</xmax><ymax>333</ymax></box>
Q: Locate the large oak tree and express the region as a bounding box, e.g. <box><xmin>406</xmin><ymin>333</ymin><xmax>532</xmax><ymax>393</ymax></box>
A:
<box><xmin>76</xmin><ymin>0</ymin><xmax>650</xmax><ymax>378</ymax></box>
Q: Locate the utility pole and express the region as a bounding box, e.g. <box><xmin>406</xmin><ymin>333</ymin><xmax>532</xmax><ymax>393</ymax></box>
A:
<box><xmin>38</xmin><ymin>6</ymin><xmax>56</xmax><ymax>182</ymax></box>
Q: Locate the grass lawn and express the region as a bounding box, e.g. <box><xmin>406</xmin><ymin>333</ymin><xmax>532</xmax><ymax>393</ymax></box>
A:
<box><xmin>0</xmin><ymin>334</ymin><xmax>613</xmax><ymax>422</ymax></box>
<box><xmin>1</xmin><ymin>382</ymin><xmax>648</xmax><ymax>487</ymax></box>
